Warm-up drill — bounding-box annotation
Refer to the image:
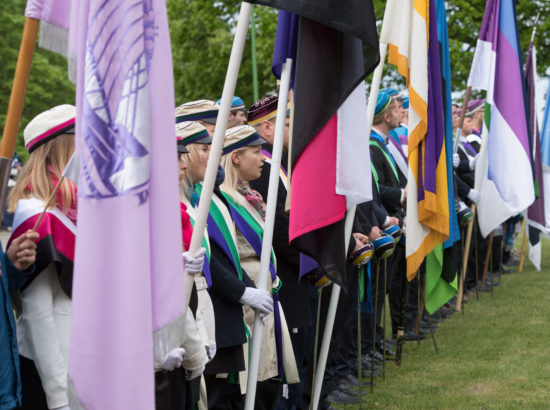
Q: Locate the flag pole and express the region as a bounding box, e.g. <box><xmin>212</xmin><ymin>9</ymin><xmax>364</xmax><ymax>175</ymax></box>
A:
<box><xmin>186</xmin><ymin>2</ymin><xmax>252</xmax><ymax>308</ymax></box>
<box><xmin>310</xmin><ymin>207</ymin><xmax>355</xmax><ymax>410</ymax></box>
<box><xmin>453</xmin><ymin>87</ymin><xmax>472</xmax><ymax>154</ymax></box>
<box><xmin>310</xmin><ymin>41</ymin><xmax>388</xmax><ymax>410</ymax></box>
<box><xmin>518</xmin><ymin>218</ymin><xmax>527</xmax><ymax>272</ymax></box>
<box><xmin>480</xmin><ymin>231</ymin><xmax>494</xmax><ymax>288</ymax></box>
<box><xmin>455</xmin><ymin>204</ymin><xmax>476</xmax><ymax>311</ymax></box>
<box><xmin>0</xmin><ymin>17</ymin><xmax>40</xmax><ymax>223</ymax></box>
<box><xmin>250</xmin><ymin>6</ymin><xmax>259</xmax><ymax>102</ymax></box>
<box><xmin>244</xmin><ymin>57</ymin><xmax>292</xmax><ymax>410</ymax></box>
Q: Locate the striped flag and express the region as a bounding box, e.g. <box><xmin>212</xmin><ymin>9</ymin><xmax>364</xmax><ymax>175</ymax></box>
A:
<box><xmin>525</xmin><ymin>41</ymin><xmax>546</xmax><ymax>271</ymax></box>
<box><xmin>425</xmin><ymin>0</ymin><xmax>459</xmax><ymax>314</ymax></box>
<box><xmin>468</xmin><ymin>0</ymin><xmax>535</xmax><ymax>237</ymax></box>
<box><xmin>68</xmin><ymin>1</ymin><xmax>185</xmax><ymax>408</ymax></box>
<box><xmin>250</xmin><ymin>0</ymin><xmax>380</xmax><ymax>288</ymax></box>
<box><xmin>541</xmin><ymin>80</ymin><xmax>550</xmax><ymax>230</ymax></box>
<box><xmin>381</xmin><ymin>0</ymin><xmax>450</xmax><ymax>280</ymax></box>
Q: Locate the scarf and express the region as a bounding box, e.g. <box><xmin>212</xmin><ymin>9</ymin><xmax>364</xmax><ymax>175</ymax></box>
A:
<box><xmin>236</xmin><ymin>180</ymin><xmax>266</xmax><ymax>220</ymax></box>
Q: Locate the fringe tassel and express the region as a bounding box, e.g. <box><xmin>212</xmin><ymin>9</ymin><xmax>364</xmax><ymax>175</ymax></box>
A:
<box><xmin>39</xmin><ymin>21</ymin><xmax>68</xmax><ymax>57</ymax></box>
<box><xmin>153</xmin><ymin>312</ymin><xmax>187</xmax><ymax>370</ymax></box>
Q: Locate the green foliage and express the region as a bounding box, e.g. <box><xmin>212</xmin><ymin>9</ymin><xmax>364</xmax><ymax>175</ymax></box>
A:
<box><xmin>167</xmin><ymin>0</ymin><xmax>277</xmax><ymax>109</ymax></box>
<box><xmin>372</xmin><ymin>0</ymin><xmax>550</xmax><ymax>96</ymax></box>
<box><xmin>0</xmin><ymin>0</ymin><xmax>75</xmax><ymax>162</ymax></box>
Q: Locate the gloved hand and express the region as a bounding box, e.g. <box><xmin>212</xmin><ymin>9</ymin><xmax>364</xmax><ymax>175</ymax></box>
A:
<box><xmin>186</xmin><ymin>365</ymin><xmax>205</xmax><ymax>380</ymax></box>
<box><xmin>53</xmin><ymin>406</ymin><xmax>70</xmax><ymax>410</ymax></box>
<box><xmin>207</xmin><ymin>344</ymin><xmax>217</xmax><ymax>361</ymax></box>
<box><xmin>183</xmin><ymin>248</ymin><xmax>207</xmax><ymax>275</ymax></box>
<box><xmin>161</xmin><ymin>347</ymin><xmax>186</xmax><ymax>371</ymax></box>
<box><xmin>467</xmin><ymin>189</ymin><xmax>481</xmax><ymax>204</ymax></box>
<box><xmin>469</xmin><ymin>154</ymin><xmax>479</xmax><ymax>171</ymax></box>
<box><xmin>239</xmin><ymin>287</ymin><xmax>273</xmax><ymax>314</ymax></box>
<box><xmin>453</xmin><ymin>153</ymin><xmax>460</xmax><ymax>168</ymax></box>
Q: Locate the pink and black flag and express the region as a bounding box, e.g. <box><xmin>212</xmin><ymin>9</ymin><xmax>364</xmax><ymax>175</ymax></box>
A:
<box><xmin>68</xmin><ymin>1</ymin><xmax>185</xmax><ymax>408</ymax></box>
<box><xmin>248</xmin><ymin>1</ymin><xmax>379</xmax><ymax>288</ymax></box>
<box><xmin>468</xmin><ymin>0</ymin><xmax>535</xmax><ymax>237</ymax></box>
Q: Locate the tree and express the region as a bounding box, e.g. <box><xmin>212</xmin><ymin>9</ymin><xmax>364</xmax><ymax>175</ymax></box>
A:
<box><xmin>167</xmin><ymin>0</ymin><xmax>277</xmax><ymax>109</ymax></box>
<box><xmin>0</xmin><ymin>0</ymin><xmax>75</xmax><ymax>162</ymax></box>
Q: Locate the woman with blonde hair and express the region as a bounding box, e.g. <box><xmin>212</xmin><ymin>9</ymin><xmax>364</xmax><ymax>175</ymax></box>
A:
<box><xmin>220</xmin><ymin>125</ymin><xmax>298</xmax><ymax>409</ymax></box>
<box><xmin>7</xmin><ymin>105</ymin><xmax>77</xmax><ymax>410</ymax></box>
<box><xmin>178</xmin><ymin>121</ymin><xmax>273</xmax><ymax>409</ymax></box>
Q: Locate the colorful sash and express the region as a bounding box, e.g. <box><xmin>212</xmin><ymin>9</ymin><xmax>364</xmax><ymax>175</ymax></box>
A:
<box><xmin>222</xmin><ymin>192</ymin><xmax>285</xmax><ymax>379</ymax></box>
<box><xmin>262</xmin><ymin>149</ymin><xmax>288</xmax><ymax>190</ymax></box>
<box><xmin>8</xmin><ymin>197</ymin><xmax>76</xmax><ymax>298</ymax></box>
<box><xmin>462</xmin><ymin>141</ymin><xmax>478</xmax><ymax>156</ymax></box>
<box><xmin>196</xmin><ymin>184</ymin><xmax>242</xmax><ymax>280</ymax></box>
<box><xmin>370</xmin><ymin>134</ymin><xmax>400</xmax><ymax>184</ymax></box>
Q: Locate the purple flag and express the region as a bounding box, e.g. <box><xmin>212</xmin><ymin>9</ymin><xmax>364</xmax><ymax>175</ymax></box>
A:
<box><xmin>25</xmin><ymin>0</ymin><xmax>71</xmax><ymax>28</ymax></box>
<box><xmin>69</xmin><ymin>1</ymin><xmax>185</xmax><ymax>408</ymax></box>
<box><xmin>271</xmin><ymin>10</ymin><xmax>298</xmax><ymax>82</ymax></box>
<box><xmin>525</xmin><ymin>42</ymin><xmax>545</xmax><ymax>228</ymax></box>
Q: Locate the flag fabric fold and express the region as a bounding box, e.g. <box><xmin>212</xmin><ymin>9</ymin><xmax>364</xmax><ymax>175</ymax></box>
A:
<box><xmin>425</xmin><ymin>0</ymin><xmax>459</xmax><ymax>314</ymax></box>
<box><xmin>69</xmin><ymin>1</ymin><xmax>185</xmax><ymax>408</ymax></box>
<box><xmin>25</xmin><ymin>0</ymin><xmax>72</xmax><ymax>56</ymax></box>
<box><xmin>525</xmin><ymin>41</ymin><xmax>546</xmax><ymax>271</ymax></box>
<box><xmin>286</xmin><ymin>3</ymin><xmax>378</xmax><ymax>290</ymax></box>
<box><xmin>381</xmin><ymin>0</ymin><xmax>450</xmax><ymax>280</ymax></box>
<box><xmin>542</xmin><ymin>78</ymin><xmax>550</xmax><ymax>230</ymax></box>
<box><xmin>468</xmin><ymin>0</ymin><xmax>535</xmax><ymax>237</ymax></box>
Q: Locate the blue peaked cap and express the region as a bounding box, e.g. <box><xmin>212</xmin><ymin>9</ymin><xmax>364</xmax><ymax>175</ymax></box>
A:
<box><xmin>375</xmin><ymin>92</ymin><xmax>393</xmax><ymax>117</ymax></box>
<box><xmin>402</xmin><ymin>96</ymin><xmax>409</xmax><ymax>110</ymax></box>
<box><xmin>216</xmin><ymin>96</ymin><xmax>245</xmax><ymax>111</ymax></box>
<box><xmin>380</xmin><ymin>87</ymin><xmax>405</xmax><ymax>101</ymax></box>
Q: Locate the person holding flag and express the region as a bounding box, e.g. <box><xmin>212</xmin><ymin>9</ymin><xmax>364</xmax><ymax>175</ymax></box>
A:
<box><xmin>6</xmin><ymin>105</ymin><xmax>77</xmax><ymax>410</ymax></box>
<box><xmin>220</xmin><ymin>124</ymin><xmax>299</xmax><ymax>408</ymax></box>
<box><xmin>178</xmin><ymin>119</ymin><xmax>273</xmax><ymax>408</ymax></box>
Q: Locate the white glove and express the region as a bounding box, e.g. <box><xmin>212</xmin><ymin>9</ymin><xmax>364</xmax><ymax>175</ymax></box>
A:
<box><xmin>453</xmin><ymin>153</ymin><xmax>460</xmax><ymax>168</ymax></box>
<box><xmin>161</xmin><ymin>347</ymin><xmax>186</xmax><ymax>371</ymax></box>
<box><xmin>207</xmin><ymin>344</ymin><xmax>217</xmax><ymax>361</ymax></box>
<box><xmin>467</xmin><ymin>189</ymin><xmax>481</xmax><ymax>204</ymax></box>
<box><xmin>469</xmin><ymin>154</ymin><xmax>479</xmax><ymax>171</ymax></box>
<box><xmin>183</xmin><ymin>248</ymin><xmax>207</xmax><ymax>275</ymax></box>
<box><xmin>187</xmin><ymin>365</ymin><xmax>205</xmax><ymax>380</ymax></box>
<box><xmin>53</xmin><ymin>406</ymin><xmax>70</xmax><ymax>410</ymax></box>
<box><xmin>239</xmin><ymin>287</ymin><xmax>273</xmax><ymax>314</ymax></box>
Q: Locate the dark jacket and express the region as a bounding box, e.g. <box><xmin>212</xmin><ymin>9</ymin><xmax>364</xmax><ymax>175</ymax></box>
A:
<box><xmin>1</xmin><ymin>246</ymin><xmax>22</xmax><ymax>409</ymax></box>
<box><xmin>207</xmin><ymin>187</ymin><xmax>255</xmax><ymax>349</ymax></box>
<box><xmin>249</xmin><ymin>145</ymin><xmax>312</xmax><ymax>329</ymax></box>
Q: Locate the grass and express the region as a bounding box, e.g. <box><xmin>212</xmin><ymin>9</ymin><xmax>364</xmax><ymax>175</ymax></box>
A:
<box><xmin>337</xmin><ymin>236</ymin><xmax>550</xmax><ymax>409</ymax></box>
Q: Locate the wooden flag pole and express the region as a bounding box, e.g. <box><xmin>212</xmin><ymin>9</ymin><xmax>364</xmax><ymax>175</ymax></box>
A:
<box><xmin>185</xmin><ymin>2</ymin><xmax>252</xmax><ymax>312</ymax></box>
<box><xmin>32</xmin><ymin>176</ymin><xmax>65</xmax><ymax>232</ymax></box>
<box><xmin>0</xmin><ymin>17</ymin><xmax>40</xmax><ymax>221</ymax></box>
<box><xmin>453</xmin><ymin>86</ymin><xmax>472</xmax><ymax>154</ymax></box>
<box><xmin>518</xmin><ymin>218</ymin><xmax>527</xmax><ymax>273</ymax></box>
<box><xmin>456</xmin><ymin>204</ymin><xmax>476</xmax><ymax>311</ymax></box>
<box><xmin>244</xmin><ymin>57</ymin><xmax>292</xmax><ymax>410</ymax></box>
<box><xmin>480</xmin><ymin>231</ymin><xmax>494</xmax><ymax>288</ymax></box>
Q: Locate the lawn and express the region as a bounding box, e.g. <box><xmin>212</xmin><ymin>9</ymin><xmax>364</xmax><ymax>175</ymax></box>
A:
<box><xmin>340</xmin><ymin>237</ymin><xmax>550</xmax><ymax>409</ymax></box>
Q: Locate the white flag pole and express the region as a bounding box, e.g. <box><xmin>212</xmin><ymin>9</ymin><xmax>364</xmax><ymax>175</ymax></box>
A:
<box><xmin>310</xmin><ymin>42</ymin><xmax>388</xmax><ymax>410</ymax></box>
<box><xmin>185</xmin><ymin>2</ymin><xmax>252</xmax><ymax>310</ymax></box>
<box><xmin>244</xmin><ymin>57</ymin><xmax>293</xmax><ymax>410</ymax></box>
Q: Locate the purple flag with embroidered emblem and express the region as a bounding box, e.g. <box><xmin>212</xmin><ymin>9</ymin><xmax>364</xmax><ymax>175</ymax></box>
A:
<box><xmin>68</xmin><ymin>1</ymin><xmax>185</xmax><ymax>408</ymax></box>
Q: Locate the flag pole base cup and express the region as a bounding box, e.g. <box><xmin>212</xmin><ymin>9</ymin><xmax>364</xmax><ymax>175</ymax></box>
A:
<box><xmin>373</xmin><ymin>234</ymin><xmax>395</xmax><ymax>259</ymax></box>
<box><xmin>383</xmin><ymin>225</ymin><xmax>402</xmax><ymax>244</ymax></box>
<box><xmin>349</xmin><ymin>242</ymin><xmax>374</xmax><ymax>266</ymax></box>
